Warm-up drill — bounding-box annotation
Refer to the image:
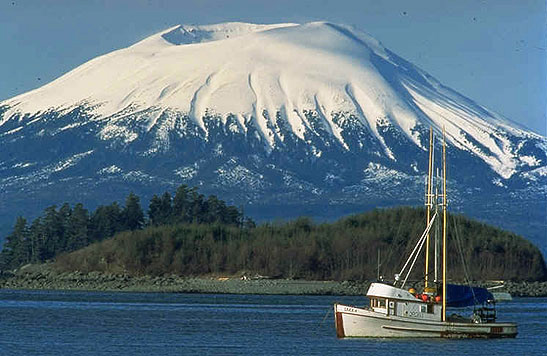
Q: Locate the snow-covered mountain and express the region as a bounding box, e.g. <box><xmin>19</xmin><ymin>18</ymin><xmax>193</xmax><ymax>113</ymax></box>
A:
<box><xmin>0</xmin><ymin>22</ymin><xmax>545</xmax><ymax>252</ymax></box>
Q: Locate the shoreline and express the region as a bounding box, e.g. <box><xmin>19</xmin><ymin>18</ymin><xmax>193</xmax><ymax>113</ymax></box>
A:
<box><xmin>0</xmin><ymin>270</ymin><xmax>368</xmax><ymax>295</ymax></box>
<box><xmin>1</xmin><ymin>270</ymin><xmax>547</xmax><ymax>297</ymax></box>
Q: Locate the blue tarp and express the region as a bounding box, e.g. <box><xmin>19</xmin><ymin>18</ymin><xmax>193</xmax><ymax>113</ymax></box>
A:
<box><xmin>445</xmin><ymin>284</ymin><xmax>493</xmax><ymax>307</ymax></box>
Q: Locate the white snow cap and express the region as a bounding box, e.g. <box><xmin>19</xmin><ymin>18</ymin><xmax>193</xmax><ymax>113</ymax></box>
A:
<box><xmin>1</xmin><ymin>21</ymin><xmax>544</xmax><ymax>178</ymax></box>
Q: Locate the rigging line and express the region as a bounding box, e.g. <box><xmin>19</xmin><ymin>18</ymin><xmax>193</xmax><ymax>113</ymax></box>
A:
<box><xmin>402</xmin><ymin>225</ymin><xmax>430</xmax><ymax>288</ymax></box>
<box><xmin>318</xmin><ymin>306</ymin><xmax>332</xmax><ymax>330</ymax></box>
<box><xmin>451</xmin><ymin>214</ymin><xmax>479</xmax><ymax>305</ymax></box>
<box><xmin>397</xmin><ymin>212</ymin><xmax>438</xmax><ymax>281</ymax></box>
<box><xmin>395</xmin><ymin>218</ymin><xmax>434</xmax><ymax>287</ymax></box>
<box><xmin>401</xmin><ymin>212</ymin><xmax>438</xmax><ymax>288</ymax></box>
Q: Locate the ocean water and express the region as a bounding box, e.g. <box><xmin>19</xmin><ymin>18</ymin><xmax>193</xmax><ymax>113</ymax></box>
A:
<box><xmin>0</xmin><ymin>290</ymin><xmax>545</xmax><ymax>355</ymax></box>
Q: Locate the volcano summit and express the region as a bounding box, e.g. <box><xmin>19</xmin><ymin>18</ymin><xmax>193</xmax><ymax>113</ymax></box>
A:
<box><xmin>0</xmin><ymin>22</ymin><xmax>545</xmax><ymax>251</ymax></box>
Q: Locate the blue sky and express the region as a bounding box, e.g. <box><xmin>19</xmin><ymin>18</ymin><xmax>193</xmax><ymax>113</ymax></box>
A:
<box><xmin>1</xmin><ymin>0</ymin><xmax>545</xmax><ymax>134</ymax></box>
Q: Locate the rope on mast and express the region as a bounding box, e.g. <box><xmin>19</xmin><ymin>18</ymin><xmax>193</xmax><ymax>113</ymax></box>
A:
<box><xmin>397</xmin><ymin>212</ymin><xmax>438</xmax><ymax>288</ymax></box>
<box><xmin>452</xmin><ymin>215</ymin><xmax>480</xmax><ymax>306</ymax></box>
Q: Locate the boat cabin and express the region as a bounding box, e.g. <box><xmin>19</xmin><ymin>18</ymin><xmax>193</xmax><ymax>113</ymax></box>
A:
<box><xmin>367</xmin><ymin>283</ymin><xmax>442</xmax><ymax>321</ymax></box>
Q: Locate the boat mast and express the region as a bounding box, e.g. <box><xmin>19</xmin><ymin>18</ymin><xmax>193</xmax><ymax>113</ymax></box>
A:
<box><xmin>425</xmin><ymin>128</ymin><xmax>433</xmax><ymax>288</ymax></box>
<box><xmin>442</xmin><ymin>126</ymin><xmax>447</xmax><ymax>322</ymax></box>
<box><xmin>434</xmin><ymin>167</ymin><xmax>439</xmax><ymax>283</ymax></box>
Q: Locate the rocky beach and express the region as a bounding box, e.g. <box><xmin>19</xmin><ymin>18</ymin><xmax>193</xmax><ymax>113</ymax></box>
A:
<box><xmin>1</xmin><ymin>265</ymin><xmax>546</xmax><ymax>297</ymax></box>
<box><xmin>0</xmin><ymin>268</ymin><xmax>367</xmax><ymax>295</ymax></box>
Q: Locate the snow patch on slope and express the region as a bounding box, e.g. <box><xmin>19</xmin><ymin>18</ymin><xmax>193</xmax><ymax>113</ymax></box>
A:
<box><xmin>11</xmin><ymin>162</ymin><xmax>35</xmax><ymax>169</ymax></box>
<box><xmin>520</xmin><ymin>155</ymin><xmax>541</xmax><ymax>167</ymax></box>
<box><xmin>520</xmin><ymin>166</ymin><xmax>547</xmax><ymax>181</ymax></box>
<box><xmin>174</xmin><ymin>165</ymin><xmax>198</xmax><ymax>180</ymax></box>
<box><xmin>98</xmin><ymin>165</ymin><xmax>122</xmax><ymax>175</ymax></box>
<box><xmin>214</xmin><ymin>159</ymin><xmax>268</xmax><ymax>190</ymax></box>
<box><xmin>52</xmin><ymin>150</ymin><xmax>94</xmax><ymax>172</ymax></box>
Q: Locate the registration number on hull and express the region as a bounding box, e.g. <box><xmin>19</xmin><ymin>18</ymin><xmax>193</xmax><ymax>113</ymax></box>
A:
<box><xmin>343</xmin><ymin>306</ymin><xmax>360</xmax><ymax>313</ymax></box>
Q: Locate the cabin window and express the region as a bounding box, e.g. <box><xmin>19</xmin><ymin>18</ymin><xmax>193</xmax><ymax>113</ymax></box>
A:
<box><xmin>420</xmin><ymin>305</ymin><xmax>427</xmax><ymax>313</ymax></box>
<box><xmin>427</xmin><ymin>304</ymin><xmax>434</xmax><ymax>314</ymax></box>
<box><xmin>378</xmin><ymin>299</ymin><xmax>386</xmax><ymax>308</ymax></box>
<box><xmin>370</xmin><ymin>298</ymin><xmax>386</xmax><ymax>308</ymax></box>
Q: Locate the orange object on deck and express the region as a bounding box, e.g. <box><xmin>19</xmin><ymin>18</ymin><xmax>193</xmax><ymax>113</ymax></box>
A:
<box><xmin>435</xmin><ymin>295</ymin><xmax>441</xmax><ymax>303</ymax></box>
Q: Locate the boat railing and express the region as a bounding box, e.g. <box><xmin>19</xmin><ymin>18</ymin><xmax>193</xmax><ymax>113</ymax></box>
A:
<box><xmin>474</xmin><ymin>299</ymin><xmax>497</xmax><ymax>323</ymax></box>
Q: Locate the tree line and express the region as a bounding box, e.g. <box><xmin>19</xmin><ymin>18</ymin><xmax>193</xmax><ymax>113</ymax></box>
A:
<box><xmin>0</xmin><ymin>185</ymin><xmax>246</xmax><ymax>270</ymax></box>
<box><xmin>55</xmin><ymin>207</ymin><xmax>547</xmax><ymax>281</ymax></box>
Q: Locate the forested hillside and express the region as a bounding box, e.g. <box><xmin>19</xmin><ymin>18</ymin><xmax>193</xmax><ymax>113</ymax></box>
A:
<box><xmin>55</xmin><ymin>207</ymin><xmax>546</xmax><ymax>281</ymax></box>
<box><xmin>0</xmin><ymin>185</ymin><xmax>247</xmax><ymax>270</ymax></box>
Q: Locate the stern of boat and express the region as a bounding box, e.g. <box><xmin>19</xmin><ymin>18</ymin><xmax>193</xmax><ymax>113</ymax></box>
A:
<box><xmin>333</xmin><ymin>303</ymin><xmax>345</xmax><ymax>338</ymax></box>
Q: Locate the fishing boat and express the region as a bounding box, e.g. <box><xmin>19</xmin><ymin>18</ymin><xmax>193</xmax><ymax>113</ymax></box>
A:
<box><xmin>334</xmin><ymin>128</ymin><xmax>517</xmax><ymax>338</ymax></box>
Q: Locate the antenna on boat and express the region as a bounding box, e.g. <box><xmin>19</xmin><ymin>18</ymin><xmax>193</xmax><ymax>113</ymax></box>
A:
<box><xmin>377</xmin><ymin>248</ymin><xmax>381</xmax><ymax>281</ymax></box>
<box><xmin>442</xmin><ymin>126</ymin><xmax>447</xmax><ymax>322</ymax></box>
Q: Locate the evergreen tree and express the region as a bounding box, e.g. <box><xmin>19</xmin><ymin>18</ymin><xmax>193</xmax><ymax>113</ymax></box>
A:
<box><xmin>42</xmin><ymin>205</ymin><xmax>65</xmax><ymax>259</ymax></box>
<box><xmin>225</xmin><ymin>206</ymin><xmax>242</xmax><ymax>226</ymax></box>
<box><xmin>173</xmin><ymin>185</ymin><xmax>190</xmax><ymax>223</ymax></box>
<box><xmin>205</xmin><ymin>195</ymin><xmax>222</xmax><ymax>223</ymax></box>
<box><xmin>159</xmin><ymin>192</ymin><xmax>173</xmax><ymax>224</ymax></box>
<box><xmin>189</xmin><ymin>188</ymin><xmax>206</xmax><ymax>224</ymax></box>
<box><xmin>29</xmin><ymin>217</ymin><xmax>45</xmax><ymax>263</ymax></box>
<box><xmin>58</xmin><ymin>203</ymin><xmax>72</xmax><ymax>252</ymax></box>
<box><xmin>90</xmin><ymin>202</ymin><xmax>123</xmax><ymax>240</ymax></box>
<box><xmin>0</xmin><ymin>217</ymin><xmax>30</xmax><ymax>269</ymax></box>
<box><xmin>123</xmin><ymin>192</ymin><xmax>144</xmax><ymax>230</ymax></box>
<box><xmin>66</xmin><ymin>203</ymin><xmax>89</xmax><ymax>250</ymax></box>
<box><xmin>148</xmin><ymin>192</ymin><xmax>173</xmax><ymax>226</ymax></box>
<box><xmin>148</xmin><ymin>195</ymin><xmax>163</xmax><ymax>226</ymax></box>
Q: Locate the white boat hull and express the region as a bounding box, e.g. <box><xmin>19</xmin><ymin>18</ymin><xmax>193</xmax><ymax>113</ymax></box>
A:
<box><xmin>334</xmin><ymin>303</ymin><xmax>517</xmax><ymax>338</ymax></box>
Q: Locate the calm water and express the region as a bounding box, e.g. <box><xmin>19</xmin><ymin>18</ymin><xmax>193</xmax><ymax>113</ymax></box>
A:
<box><xmin>0</xmin><ymin>290</ymin><xmax>545</xmax><ymax>355</ymax></box>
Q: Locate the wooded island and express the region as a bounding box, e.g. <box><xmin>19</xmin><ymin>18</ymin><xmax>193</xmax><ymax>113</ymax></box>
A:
<box><xmin>1</xmin><ymin>185</ymin><xmax>545</xmax><ymax>282</ymax></box>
